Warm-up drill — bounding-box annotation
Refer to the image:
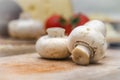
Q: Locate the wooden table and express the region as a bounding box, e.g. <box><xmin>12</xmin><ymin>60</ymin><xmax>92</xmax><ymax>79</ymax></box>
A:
<box><xmin>0</xmin><ymin>49</ymin><xmax>120</xmax><ymax>80</ymax></box>
<box><xmin>0</xmin><ymin>37</ymin><xmax>36</xmax><ymax>57</ymax></box>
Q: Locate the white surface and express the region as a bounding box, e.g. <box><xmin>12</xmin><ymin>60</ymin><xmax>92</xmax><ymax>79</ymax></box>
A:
<box><xmin>71</xmin><ymin>0</ymin><xmax>120</xmax><ymax>15</ymax></box>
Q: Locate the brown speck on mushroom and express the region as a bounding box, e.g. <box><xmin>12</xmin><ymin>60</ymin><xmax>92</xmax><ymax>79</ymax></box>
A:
<box><xmin>86</xmin><ymin>28</ymin><xmax>90</xmax><ymax>31</ymax></box>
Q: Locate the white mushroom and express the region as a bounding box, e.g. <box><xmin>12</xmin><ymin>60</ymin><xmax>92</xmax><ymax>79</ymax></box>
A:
<box><xmin>85</xmin><ymin>20</ymin><xmax>106</xmax><ymax>36</ymax></box>
<box><xmin>8</xmin><ymin>13</ymin><xmax>45</xmax><ymax>39</ymax></box>
<box><xmin>35</xmin><ymin>28</ymin><xmax>70</xmax><ymax>59</ymax></box>
<box><xmin>67</xmin><ymin>21</ymin><xmax>107</xmax><ymax>65</ymax></box>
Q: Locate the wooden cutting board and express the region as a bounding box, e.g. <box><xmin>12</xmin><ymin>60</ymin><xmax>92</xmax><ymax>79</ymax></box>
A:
<box><xmin>0</xmin><ymin>37</ymin><xmax>36</xmax><ymax>57</ymax></box>
<box><xmin>0</xmin><ymin>49</ymin><xmax>120</xmax><ymax>80</ymax></box>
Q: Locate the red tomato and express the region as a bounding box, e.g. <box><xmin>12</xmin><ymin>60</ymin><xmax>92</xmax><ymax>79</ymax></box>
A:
<box><xmin>65</xmin><ymin>22</ymin><xmax>72</xmax><ymax>35</ymax></box>
<box><xmin>70</xmin><ymin>13</ymin><xmax>89</xmax><ymax>27</ymax></box>
<box><xmin>45</xmin><ymin>13</ymin><xmax>89</xmax><ymax>36</ymax></box>
<box><xmin>45</xmin><ymin>14</ymin><xmax>66</xmax><ymax>29</ymax></box>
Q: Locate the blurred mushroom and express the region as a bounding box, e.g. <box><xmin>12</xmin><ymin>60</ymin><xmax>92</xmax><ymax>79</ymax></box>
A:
<box><xmin>8</xmin><ymin>13</ymin><xmax>45</xmax><ymax>39</ymax></box>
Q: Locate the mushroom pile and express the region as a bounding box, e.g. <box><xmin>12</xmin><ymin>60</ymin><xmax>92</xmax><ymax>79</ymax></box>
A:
<box><xmin>35</xmin><ymin>20</ymin><xmax>107</xmax><ymax>65</ymax></box>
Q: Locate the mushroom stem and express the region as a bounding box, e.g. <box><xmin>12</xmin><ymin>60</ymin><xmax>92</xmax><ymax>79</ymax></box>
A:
<box><xmin>47</xmin><ymin>28</ymin><xmax>65</xmax><ymax>37</ymax></box>
<box><xmin>72</xmin><ymin>45</ymin><xmax>91</xmax><ymax>65</ymax></box>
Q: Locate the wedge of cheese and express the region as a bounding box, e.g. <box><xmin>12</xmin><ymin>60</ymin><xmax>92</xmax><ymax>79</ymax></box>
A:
<box><xmin>16</xmin><ymin>0</ymin><xmax>73</xmax><ymax>22</ymax></box>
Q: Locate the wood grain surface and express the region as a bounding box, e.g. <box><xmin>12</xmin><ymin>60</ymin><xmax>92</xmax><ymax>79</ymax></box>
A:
<box><xmin>0</xmin><ymin>49</ymin><xmax>119</xmax><ymax>80</ymax></box>
<box><xmin>0</xmin><ymin>37</ymin><xmax>36</xmax><ymax>57</ymax></box>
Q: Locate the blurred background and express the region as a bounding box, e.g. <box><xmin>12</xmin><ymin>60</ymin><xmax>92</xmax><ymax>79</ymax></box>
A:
<box><xmin>18</xmin><ymin>0</ymin><xmax>120</xmax><ymax>48</ymax></box>
<box><xmin>0</xmin><ymin>0</ymin><xmax>120</xmax><ymax>48</ymax></box>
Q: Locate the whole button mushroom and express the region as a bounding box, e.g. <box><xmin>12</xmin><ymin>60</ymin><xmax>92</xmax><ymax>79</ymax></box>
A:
<box><xmin>35</xmin><ymin>28</ymin><xmax>70</xmax><ymax>59</ymax></box>
<box><xmin>67</xmin><ymin>20</ymin><xmax>107</xmax><ymax>65</ymax></box>
<box><xmin>8</xmin><ymin>13</ymin><xmax>45</xmax><ymax>39</ymax></box>
<box><xmin>0</xmin><ymin>0</ymin><xmax>22</xmax><ymax>36</ymax></box>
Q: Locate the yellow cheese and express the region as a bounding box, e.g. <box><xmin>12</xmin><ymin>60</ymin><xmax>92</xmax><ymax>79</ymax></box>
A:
<box><xmin>16</xmin><ymin>0</ymin><xmax>73</xmax><ymax>22</ymax></box>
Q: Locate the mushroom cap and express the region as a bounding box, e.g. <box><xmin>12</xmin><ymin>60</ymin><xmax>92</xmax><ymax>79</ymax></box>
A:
<box><xmin>67</xmin><ymin>26</ymin><xmax>107</xmax><ymax>62</ymax></box>
<box><xmin>85</xmin><ymin>20</ymin><xmax>106</xmax><ymax>37</ymax></box>
<box><xmin>36</xmin><ymin>36</ymin><xmax>70</xmax><ymax>59</ymax></box>
<box><xmin>8</xmin><ymin>19</ymin><xmax>45</xmax><ymax>39</ymax></box>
